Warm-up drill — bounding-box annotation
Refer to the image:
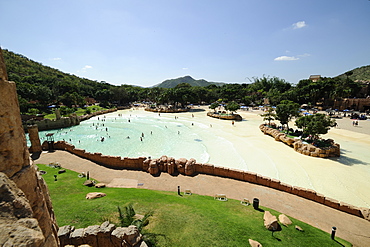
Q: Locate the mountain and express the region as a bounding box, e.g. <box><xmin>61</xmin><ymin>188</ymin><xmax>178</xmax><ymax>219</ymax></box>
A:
<box><xmin>335</xmin><ymin>65</ymin><xmax>370</xmax><ymax>81</ymax></box>
<box><xmin>154</xmin><ymin>76</ymin><xmax>225</xmax><ymax>88</ymax></box>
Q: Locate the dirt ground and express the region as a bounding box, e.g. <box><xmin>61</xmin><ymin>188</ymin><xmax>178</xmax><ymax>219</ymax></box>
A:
<box><xmin>35</xmin><ymin>150</ymin><xmax>370</xmax><ymax>247</ymax></box>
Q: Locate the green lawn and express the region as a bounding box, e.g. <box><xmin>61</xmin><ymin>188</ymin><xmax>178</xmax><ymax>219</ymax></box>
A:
<box><xmin>37</xmin><ymin>164</ymin><xmax>351</xmax><ymax>247</ymax></box>
<box><xmin>43</xmin><ymin>105</ymin><xmax>108</xmax><ymax>119</ymax></box>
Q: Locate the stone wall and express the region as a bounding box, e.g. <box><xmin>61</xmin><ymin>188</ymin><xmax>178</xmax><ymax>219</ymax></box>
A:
<box><xmin>333</xmin><ymin>98</ymin><xmax>370</xmax><ymax>112</ymax></box>
<box><xmin>259</xmin><ymin>124</ymin><xmax>340</xmax><ymax>157</ymax></box>
<box><xmin>46</xmin><ymin>141</ymin><xmax>368</xmax><ymax>221</ymax></box>
<box><xmin>0</xmin><ymin>48</ymin><xmax>59</xmax><ymax>246</ymax></box>
<box><xmin>58</xmin><ymin>222</ymin><xmax>147</xmax><ymax>247</ymax></box>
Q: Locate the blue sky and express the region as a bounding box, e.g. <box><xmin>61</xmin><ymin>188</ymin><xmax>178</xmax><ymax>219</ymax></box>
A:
<box><xmin>1</xmin><ymin>0</ymin><xmax>369</xmax><ymax>87</ymax></box>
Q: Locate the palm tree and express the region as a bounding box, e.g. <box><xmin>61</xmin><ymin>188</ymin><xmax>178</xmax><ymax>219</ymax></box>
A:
<box><xmin>117</xmin><ymin>204</ymin><xmax>159</xmax><ymax>246</ymax></box>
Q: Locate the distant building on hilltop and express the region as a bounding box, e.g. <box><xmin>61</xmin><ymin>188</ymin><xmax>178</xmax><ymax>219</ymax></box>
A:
<box><xmin>309</xmin><ymin>75</ymin><xmax>321</xmax><ymax>82</ymax></box>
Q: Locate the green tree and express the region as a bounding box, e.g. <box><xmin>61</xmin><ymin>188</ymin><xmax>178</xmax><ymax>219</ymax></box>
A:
<box><xmin>275</xmin><ymin>100</ymin><xmax>300</xmax><ymax>134</ymax></box>
<box><xmin>260</xmin><ymin>107</ymin><xmax>276</xmax><ymax>126</ymax></box>
<box><xmin>225</xmin><ymin>101</ymin><xmax>240</xmax><ymax>113</ymax></box>
<box><xmin>209</xmin><ymin>102</ymin><xmax>219</xmax><ymax>112</ymax></box>
<box><xmin>295</xmin><ymin>113</ymin><xmax>336</xmax><ymax>140</ymax></box>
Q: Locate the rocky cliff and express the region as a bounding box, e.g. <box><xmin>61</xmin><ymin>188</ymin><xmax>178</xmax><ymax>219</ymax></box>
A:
<box><xmin>0</xmin><ymin>47</ymin><xmax>59</xmax><ymax>246</ymax></box>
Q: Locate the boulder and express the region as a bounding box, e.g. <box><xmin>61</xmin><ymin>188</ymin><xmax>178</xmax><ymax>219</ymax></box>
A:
<box><xmin>111</xmin><ymin>226</ymin><xmax>142</xmax><ymax>247</ymax></box>
<box><xmin>263</xmin><ymin>211</ymin><xmax>279</xmax><ymax>231</ymax></box>
<box><xmin>97</xmin><ymin>221</ymin><xmax>116</xmax><ymax>247</ymax></box>
<box><xmin>175</xmin><ymin>158</ymin><xmax>187</xmax><ymax>174</ymax></box>
<box><xmin>148</xmin><ymin>160</ymin><xmax>159</xmax><ymax>176</ymax></box>
<box><xmin>84</xmin><ymin>225</ymin><xmax>100</xmax><ymax>247</ymax></box>
<box><xmin>86</xmin><ymin>192</ymin><xmax>106</xmax><ymax>199</ymax></box>
<box><xmin>361</xmin><ymin>208</ymin><xmax>370</xmax><ymax>221</ymax></box>
<box><xmin>83</xmin><ymin>180</ymin><xmax>94</xmax><ymax>187</ymax></box>
<box><xmin>58</xmin><ymin>225</ymin><xmax>75</xmax><ymax>246</ymax></box>
<box><xmin>295</xmin><ymin>225</ymin><xmax>304</xmax><ymax>232</ymax></box>
<box><xmin>249</xmin><ymin>239</ymin><xmax>263</xmax><ymax>247</ymax></box>
<box><xmin>95</xmin><ymin>183</ymin><xmax>106</xmax><ymax>188</ymax></box>
<box><xmin>167</xmin><ymin>157</ymin><xmax>176</xmax><ymax>175</ymax></box>
<box><xmin>69</xmin><ymin>228</ymin><xmax>85</xmax><ymax>246</ymax></box>
<box><xmin>185</xmin><ymin>158</ymin><xmax>196</xmax><ymax>176</ymax></box>
<box><xmin>278</xmin><ymin>214</ymin><xmax>292</xmax><ymax>226</ymax></box>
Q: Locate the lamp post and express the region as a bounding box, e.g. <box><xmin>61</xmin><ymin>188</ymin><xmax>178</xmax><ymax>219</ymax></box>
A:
<box><xmin>331</xmin><ymin>226</ymin><xmax>336</xmax><ymax>240</ymax></box>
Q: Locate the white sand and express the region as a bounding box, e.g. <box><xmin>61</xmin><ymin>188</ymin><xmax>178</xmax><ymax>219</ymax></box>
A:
<box><xmin>172</xmin><ymin>106</ymin><xmax>370</xmax><ymax>208</ymax></box>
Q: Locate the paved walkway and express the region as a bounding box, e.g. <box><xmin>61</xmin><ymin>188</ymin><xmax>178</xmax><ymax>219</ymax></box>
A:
<box><xmin>35</xmin><ymin>150</ymin><xmax>370</xmax><ymax>247</ymax></box>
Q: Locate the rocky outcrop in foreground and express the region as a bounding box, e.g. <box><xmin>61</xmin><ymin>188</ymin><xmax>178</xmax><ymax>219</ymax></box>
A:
<box><xmin>0</xmin><ymin>47</ymin><xmax>59</xmax><ymax>246</ymax></box>
<box><xmin>58</xmin><ymin>221</ymin><xmax>147</xmax><ymax>247</ymax></box>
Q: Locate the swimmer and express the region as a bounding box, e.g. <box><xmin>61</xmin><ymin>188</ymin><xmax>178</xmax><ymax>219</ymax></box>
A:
<box><xmin>126</xmin><ymin>136</ymin><xmax>130</xmax><ymax>139</ymax></box>
<box><xmin>178</xmin><ymin>131</ymin><xmax>180</xmax><ymax>134</ymax></box>
<box><xmin>142</xmin><ymin>133</ymin><xmax>144</xmax><ymax>137</ymax></box>
<box><xmin>151</xmin><ymin>131</ymin><xmax>152</xmax><ymax>135</ymax></box>
<box><xmin>191</xmin><ymin>123</ymin><xmax>194</xmax><ymax>126</ymax></box>
<box><xmin>140</xmin><ymin>137</ymin><xmax>143</xmax><ymax>141</ymax></box>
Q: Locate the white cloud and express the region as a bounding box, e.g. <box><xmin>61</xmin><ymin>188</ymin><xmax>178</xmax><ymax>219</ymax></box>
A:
<box><xmin>274</xmin><ymin>56</ymin><xmax>299</xmax><ymax>61</ymax></box>
<box><xmin>78</xmin><ymin>65</ymin><xmax>93</xmax><ymax>73</ymax></box>
<box><xmin>292</xmin><ymin>21</ymin><xmax>307</xmax><ymax>29</ymax></box>
<box><xmin>182</xmin><ymin>68</ymin><xmax>188</xmax><ymax>70</ymax></box>
<box><xmin>51</xmin><ymin>57</ymin><xmax>62</xmax><ymax>61</ymax></box>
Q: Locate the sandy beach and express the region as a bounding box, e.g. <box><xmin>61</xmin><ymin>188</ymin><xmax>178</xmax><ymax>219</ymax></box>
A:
<box><xmin>33</xmin><ymin>107</ymin><xmax>370</xmax><ymax>246</ymax></box>
<box><xmin>35</xmin><ymin>106</ymin><xmax>370</xmax><ymax>208</ymax></box>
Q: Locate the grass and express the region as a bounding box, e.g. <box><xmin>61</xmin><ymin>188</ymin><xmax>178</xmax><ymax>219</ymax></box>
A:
<box><xmin>37</xmin><ymin>164</ymin><xmax>351</xmax><ymax>247</ymax></box>
<box><xmin>43</xmin><ymin>105</ymin><xmax>108</xmax><ymax>119</ymax></box>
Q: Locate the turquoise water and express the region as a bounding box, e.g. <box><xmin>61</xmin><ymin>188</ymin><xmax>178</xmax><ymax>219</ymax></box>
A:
<box><xmin>30</xmin><ymin>111</ymin><xmax>211</xmax><ymax>163</ymax></box>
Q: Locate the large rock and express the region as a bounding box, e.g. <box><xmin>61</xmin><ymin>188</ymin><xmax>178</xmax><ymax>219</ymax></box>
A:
<box><xmin>278</xmin><ymin>214</ymin><xmax>292</xmax><ymax>226</ymax></box>
<box><xmin>97</xmin><ymin>221</ymin><xmax>116</xmax><ymax>246</ymax></box>
<box><xmin>249</xmin><ymin>239</ymin><xmax>263</xmax><ymax>247</ymax></box>
<box><xmin>148</xmin><ymin>160</ymin><xmax>159</xmax><ymax>176</ymax></box>
<box><xmin>0</xmin><ymin>80</ymin><xmax>29</xmax><ymax>178</ymax></box>
<box><xmin>86</xmin><ymin>192</ymin><xmax>107</xmax><ymax>199</ymax></box>
<box><xmin>185</xmin><ymin>158</ymin><xmax>196</xmax><ymax>176</ymax></box>
<box><xmin>84</xmin><ymin>225</ymin><xmax>101</xmax><ymax>246</ymax></box>
<box><xmin>0</xmin><ymin>49</ymin><xmax>59</xmax><ymax>246</ymax></box>
<box><xmin>58</xmin><ymin>225</ymin><xmax>75</xmax><ymax>246</ymax></box>
<box><xmin>175</xmin><ymin>158</ymin><xmax>187</xmax><ymax>174</ymax></box>
<box><xmin>27</xmin><ymin>125</ymin><xmax>42</xmax><ymax>153</ymax></box>
<box><xmin>83</xmin><ymin>180</ymin><xmax>94</xmax><ymax>187</ymax></box>
<box><xmin>111</xmin><ymin>226</ymin><xmax>142</xmax><ymax>247</ymax></box>
<box><xmin>263</xmin><ymin>211</ymin><xmax>279</xmax><ymax>231</ymax></box>
<box><xmin>0</xmin><ymin>172</ymin><xmax>45</xmax><ymax>246</ymax></box>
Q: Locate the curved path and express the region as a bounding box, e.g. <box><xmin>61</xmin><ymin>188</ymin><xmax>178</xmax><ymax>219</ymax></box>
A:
<box><xmin>35</xmin><ymin>150</ymin><xmax>370</xmax><ymax>247</ymax></box>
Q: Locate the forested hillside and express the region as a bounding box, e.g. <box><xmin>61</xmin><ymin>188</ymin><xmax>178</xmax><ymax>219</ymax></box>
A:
<box><xmin>154</xmin><ymin>75</ymin><xmax>225</xmax><ymax>88</ymax></box>
<box><xmin>3</xmin><ymin>49</ymin><xmax>114</xmax><ymax>108</ymax></box>
<box><xmin>3</xmin><ymin>49</ymin><xmax>369</xmax><ymax>116</ymax></box>
<box><xmin>336</xmin><ymin>65</ymin><xmax>370</xmax><ymax>81</ymax></box>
